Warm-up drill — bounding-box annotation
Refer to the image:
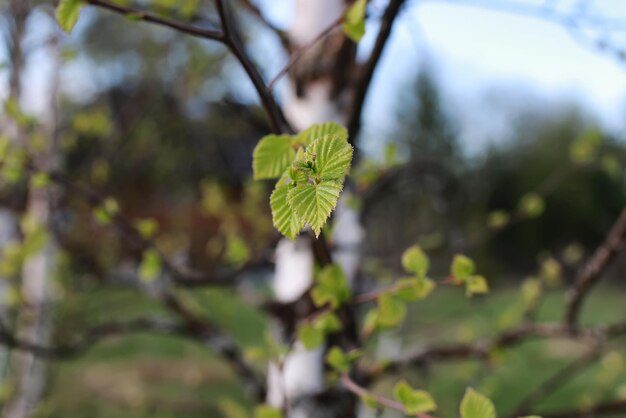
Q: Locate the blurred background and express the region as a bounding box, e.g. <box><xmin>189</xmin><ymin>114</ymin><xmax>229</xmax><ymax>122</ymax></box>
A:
<box><xmin>1</xmin><ymin>0</ymin><xmax>626</xmax><ymax>417</ymax></box>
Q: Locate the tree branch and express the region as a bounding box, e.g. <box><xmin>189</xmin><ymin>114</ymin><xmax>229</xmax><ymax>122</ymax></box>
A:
<box><xmin>214</xmin><ymin>0</ymin><xmax>290</xmax><ymax>134</ymax></box>
<box><xmin>564</xmin><ymin>206</ymin><xmax>626</xmax><ymax>328</ymax></box>
<box><xmin>340</xmin><ymin>373</ymin><xmax>435</xmax><ymax>418</ymax></box>
<box><xmin>85</xmin><ymin>0</ymin><xmax>223</xmax><ymax>41</ymax></box>
<box><xmin>0</xmin><ymin>317</ymin><xmax>186</xmax><ymax>359</ymax></box>
<box><xmin>47</xmin><ymin>171</ymin><xmax>267</xmax><ymax>288</ymax></box>
<box><xmin>266</xmin><ymin>15</ymin><xmax>344</xmax><ymax>93</ymax></box>
<box><xmin>537</xmin><ymin>399</ymin><xmax>626</xmax><ymax>418</ymax></box>
<box><xmin>238</xmin><ymin>0</ymin><xmax>291</xmax><ymax>51</ymax></box>
<box><xmin>511</xmin><ymin>346</ymin><xmax>602</xmax><ymax>417</ymax></box>
<box><xmin>364</xmin><ymin>321</ymin><xmax>626</xmax><ymax>381</ymax></box>
<box><xmin>347</xmin><ymin>0</ymin><xmax>407</xmax><ymax>139</ymax></box>
<box><xmin>86</xmin><ymin>0</ymin><xmax>289</xmax><ymax>134</ymax></box>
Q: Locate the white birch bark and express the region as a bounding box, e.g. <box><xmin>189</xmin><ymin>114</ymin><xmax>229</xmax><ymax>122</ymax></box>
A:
<box><xmin>267</xmin><ymin>1</ymin><xmax>364</xmax><ymax>416</ymax></box>
<box><xmin>3</xmin><ymin>30</ymin><xmax>61</xmax><ymax>418</ymax></box>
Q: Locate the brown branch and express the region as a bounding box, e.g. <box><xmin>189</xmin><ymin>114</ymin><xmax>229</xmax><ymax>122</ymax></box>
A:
<box><xmin>340</xmin><ymin>373</ymin><xmax>435</xmax><ymax>418</ymax></box>
<box><xmin>511</xmin><ymin>346</ymin><xmax>602</xmax><ymax>417</ymax></box>
<box><xmin>86</xmin><ymin>0</ymin><xmax>289</xmax><ymax>134</ymax></box>
<box><xmin>214</xmin><ymin>0</ymin><xmax>289</xmax><ymax>134</ymax></box>
<box><xmin>155</xmin><ymin>289</ymin><xmax>266</xmax><ymax>401</ymax></box>
<box><xmin>0</xmin><ymin>317</ymin><xmax>186</xmax><ymax>359</ymax></box>
<box><xmin>239</xmin><ymin>0</ymin><xmax>290</xmax><ymax>50</ymax></box>
<box><xmin>266</xmin><ymin>15</ymin><xmax>344</xmax><ymax>93</ymax></box>
<box><xmin>364</xmin><ymin>321</ymin><xmax>626</xmax><ymax>381</ymax></box>
<box><xmin>537</xmin><ymin>399</ymin><xmax>626</xmax><ymax>418</ymax></box>
<box><xmin>564</xmin><ymin>206</ymin><xmax>626</xmax><ymax>328</ymax></box>
<box><xmin>48</xmin><ymin>171</ymin><xmax>265</xmax><ymax>288</ymax></box>
<box><xmin>85</xmin><ymin>0</ymin><xmax>223</xmax><ymax>41</ymax></box>
<box><xmin>347</xmin><ymin>0</ymin><xmax>407</xmax><ymax>139</ymax></box>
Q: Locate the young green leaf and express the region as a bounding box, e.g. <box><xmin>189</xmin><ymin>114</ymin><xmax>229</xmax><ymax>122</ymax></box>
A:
<box><xmin>311</xmin><ymin>264</ymin><xmax>351</xmax><ymax>308</ymax></box>
<box><xmin>466</xmin><ymin>275</ymin><xmax>489</xmax><ymax>297</ymax></box>
<box><xmin>308</xmin><ymin>135</ymin><xmax>353</xmax><ymax>180</ymax></box>
<box><xmin>460</xmin><ymin>388</ymin><xmax>496</xmax><ymax>418</ymax></box>
<box><xmin>270</xmin><ymin>184</ymin><xmax>304</xmax><ymax>240</ymax></box>
<box><xmin>56</xmin><ymin>0</ymin><xmax>84</xmax><ymax>33</ymax></box>
<box><xmin>377</xmin><ymin>294</ymin><xmax>406</xmax><ymax>327</ymax></box>
<box><xmin>392</xmin><ymin>380</ymin><xmax>437</xmax><ymax>414</ymax></box>
<box><xmin>225</xmin><ymin>234</ymin><xmax>251</xmax><ymax>267</ymax></box>
<box><xmin>253</xmin><ymin>134</ymin><xmax>295</xmax><ymax>180</ymax></box>
<box><xmin>362</xmin><ymin>308</ymin><xmax>379</xmax><ymax>337</ymax></box>
<box><xmin>138</xmin><ymin>249</ymin><xmax>161</xmax><ymax>282</ymax></box>
<box><xmin>362</xmin><ymin>394</ymin><xmax>380</xmax><ymax>410</ymax></box>
<box><xmin>298</xmin><ymin>324</ymin><xmax>324</xmax><ymax>350</ymax></box>
<box><xmin>326</xmin><ymin>346</ymin><xmax>361</xmax><ymax>373</ymax></box>
<box><xmin>452</xmin><ymin>254</ymin><xmax>475</xmax><ymax>281</ymax></box>
<box><xmin>396</xmin><ymin>277</ymin><xmax>435</xmax><ymax>301</ymax></box>
<box><xmin>288</xmin><ymin>180</ymin><xmax>343</xmax><ymax>237</ymax></box>
<box><xmin>254</xmin><ymin>405</ymin><xmax>283</xmax><ymax>418</ymax></box>
<box><xmin>519</xmin><ymin>193</ymin><xmax>545</xmax><ymax>219</ymax></box>
<box><xmin>343</xmin><ymin>0</ymin><xmax>367</xmax><ymax>42</ymax></box>
<box><xmin>401</xmin><ymin>245</ymin><xmax>429</xmax><ymax>278</ymax></box>
<box><xmin>312</xmin><ymin>311</ymin><xmax>342</xmax><ymax>333</ymax></box>
<box><xmin>295</xmin><ymin>121</ymin><xmax>348</xmax><ymax>146</ymax></box>
<box><xmin>487</xmin><ymin>210</ymin><xmax>510</xmax><ymax>230</ymax></box>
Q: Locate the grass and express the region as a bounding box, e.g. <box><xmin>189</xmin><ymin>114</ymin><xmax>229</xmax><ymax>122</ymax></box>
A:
<box><xmin>29</xmin><ymin>283</ymin><xmax>626</xmax><ymax>418</ymax></box>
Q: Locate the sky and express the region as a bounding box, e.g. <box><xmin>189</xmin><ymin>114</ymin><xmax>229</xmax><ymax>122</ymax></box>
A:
<box><xmin>3</xmin><ymin>0</ymin><xmax>626</xmax><ymax>155</ymax></box>
<box><xmin>358</xmin><ymin>0</ymin><xmax>626</xmax><ymax>154</ymax></box>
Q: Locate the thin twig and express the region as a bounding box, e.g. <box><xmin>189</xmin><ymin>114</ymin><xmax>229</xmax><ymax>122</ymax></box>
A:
<box><xmin>364</xmin><ymin>321</ymin><xmax>626</xmax><ymax>381</ymax></box>
<box><xmin>86</xmin><ymin>0</ymin><xmax>223</xmax><ymax>41</ymax></box>
<box><xmin>266</xmin><ymin>15</ymin><xmax>344</xmax><ymax>93</ymax></box>
<box><xmin>87</xmin><ymin>0</ymin><xmax>288</xmax><ymax>134</ymax></box>
<box><xmin>348</xmin><ymin>0</ymin><xmax>407</xmax><ymax>139</ymax></box>
<box><xmin>340</xmin><ymin>373</ymin><xmax>435</xmax><ymax>418</ymax></box>
<box><xmin>564</xmin><ymin>206</ymin><xmax>626</xmax><ymax>328</ymax></box>
<box><xmin>511</xmin><ymin>346</ymin><xmax>603</xmax><ymax>417</ymax></box>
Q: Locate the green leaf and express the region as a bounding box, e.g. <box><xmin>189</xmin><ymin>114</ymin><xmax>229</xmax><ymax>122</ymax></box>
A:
<box><xmin>307</xmin><ymin>135</ymin><xmax>353</xmax><ymax>180</ymax></box>
<box><xmin>311</xmin><ymin>264</ymin><xmax>351</xmax><ymax>309</ymax></box>
<box><xmin>343</xmin><ymin>0</ymin><xmax>367</xmax><ymax>42</ymax></box>
<box><xmin>253</xmin><ymin>134</ymin><xmax>295</xmax><ymax>180</ymax></box>
<box><xmin>270</xmin><ymin>184</ymin><xmax>304</xmax><ymax>240</ymax></box>
<box><xmin>466</xmin><ymin>275</ymin><xmax>489</xmax><ymax>297</ymax></box>
<box><xmin>254</xmin><ymin>405</ymin><xmax>283</xmax><ymax>418</ymax></box>
<box><xmin>487</xmin><ymin>210</ymin><xmax>510</xmax><ymax>230</ymax></box>
<box><xmin>570</xmin><ymin>129</ymin><xmax>601</xmax><ymax>164</ymax></box>
<box><xmin>392</xmin><ymin>380</ymin><xmax>437</xmax><ymax>414</ymax></box>
<box><xmin>396</xmin><ymin>277</ymin><xmax>435</xmax><ymax>301</ymax></box>
<box><xmin>312</xmin><ymin>311</ymin><xmax>342</xmax><ymax>333</ymax></box>
<box><xmin>138</xmin><ymin>249</ymin><xmax>161</xmax><ymax>282</ymax></box>
<box><xmin>362</xmin><ymin>394</ymin><xmax>380</xmax><ymax>410</ymax></box>
<box><xmin>56</xmin><ymin>0</ymin><xmax>84</xmax><ymax>33</ymax></box>
<box><xmin>225</xmin><ymin>234</ymin><xmax>251</xmax><ymax>267</ymax></box>
<box><xmin>602</xmin><ymin>155</ymin><xmax>621</xmax><ymax>179</ymax></box>
<box><xmin>134</xmin><ymin>218</ymin><xmax>159</xmax><ymax>239</ymax></box>
<box><xmin>326</xmin><ymin>346</ymin><xmax>361</xmax><ymax>373</ymax></box>
<box><xmin>93</xmin><ymin>197</ymin><xmax>119</xmax><ymax>225</ymax></box>
<box><xmin>401</xmin><ymin>245</ymin><xmax>429</xmax><ymax>278</ymax></box>
<box><xmin>288</xmin><ymin>180</ymin><xmax>343</xmax><ymax>237</ymax></box>
<box><xmin>362</xmin><ymin>308</ymin><xmax>379</xmax><ymax>337</ymax></box>
<box><xmin>295</xmin><ymin>122</ymin><xmax>348</xmax><ymax>146</ymax></box>
<box><xmin>460</xmin><ymin>388</ymin><xmax>496</xmax><ymax>418</ymax></box>
<box><xmin>519</xmin><ymin>193</ymin><xmax>545</xmax><ymax>219</ymax></box>
<box><xmin>452</xmin><ymin>254</ymin><xmax>475</xmax><ymax>281</ymax></box>
<box><xmin>30</xmin><ymin>172</ymin><xmax>50</xmax><ymax>190</ymax></box>
<box><xmin>377</xmin><ymin>294</ymin><xmax>406</xmax><ymax>327</ymax></box>
<box><xmin>298</xmin><ymin>324</ymin><xmax>324</xmax><ymax>350</ymax></box>
<box><xmin>217</xmin><ymin>398</ymin><xmax>248</xmax><ymax>418</ymax></box>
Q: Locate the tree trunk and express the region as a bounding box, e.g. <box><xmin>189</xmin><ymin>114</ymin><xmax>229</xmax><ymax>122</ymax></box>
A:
<box><xmin>267</xmin><ymin>1</ymin><xmax>364</xmax><ymax>416</ymax></box>
<box><xmin>3</xmin><ymin>18</ymin><xmax>61</xmax><ymax>417</ymax></box>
